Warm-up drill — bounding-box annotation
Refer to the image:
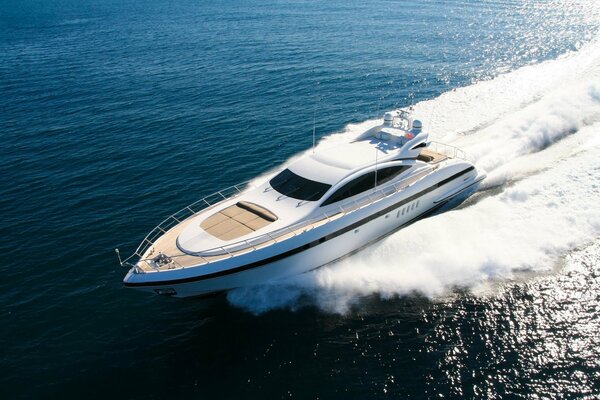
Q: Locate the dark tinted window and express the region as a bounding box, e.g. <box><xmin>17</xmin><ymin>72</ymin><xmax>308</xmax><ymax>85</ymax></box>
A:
<box><xmin>270</xmin><ymin>169</ymin><xmax>332</xmax><ymax>201</ymax></box>
<box><xmin>321</xmin><ymin>166</ymin><xmax>409</xmax><ymax>206</ymax></box>
<box><xmin>376</xmin><ymin>165</ymin><xmax>409</xmax><ymax>186</ymax></box>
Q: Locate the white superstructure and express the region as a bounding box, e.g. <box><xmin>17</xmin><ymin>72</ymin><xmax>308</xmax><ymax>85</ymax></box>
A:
<box><xmin>119</xmin><ymin>109</ymin><xmax>486</xmax><ymax>297</ymax></box>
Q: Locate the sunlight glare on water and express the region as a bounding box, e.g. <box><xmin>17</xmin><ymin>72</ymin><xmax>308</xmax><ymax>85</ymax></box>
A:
<box><xmin>1</xmin><ymin>0</ymin><xmax>600</xmax><ymax>398</ymax></box>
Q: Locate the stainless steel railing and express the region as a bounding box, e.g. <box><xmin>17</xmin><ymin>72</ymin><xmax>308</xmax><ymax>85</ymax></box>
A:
<box><xmin>118</xmin><ymin>180</ymin><xmax>254</xmax><ymax>268</ymax></box>
<box><xmin>119</xmin><ymin>167</ymin><xmax>434</xmax><ymax>272</ymax></box>
<box><xmin>187</xmin><ymin>169</ymin><xmax>431</xmax><ymax>257</ymax></box>
<box><xmin>428</xmin><ymin>141</ymin><xmax>469</xmax><ymax>161</ymax></box>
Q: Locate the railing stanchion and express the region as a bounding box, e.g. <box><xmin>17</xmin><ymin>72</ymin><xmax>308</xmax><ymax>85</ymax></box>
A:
<box><xmin>221</xmin><ymin>246</ymin><xmax>234</xmax><ymax>258</ymax></box>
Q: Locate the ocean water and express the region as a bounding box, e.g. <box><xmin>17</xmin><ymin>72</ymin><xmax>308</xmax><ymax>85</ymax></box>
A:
<box><xmin>2</xmin><ymin>0</ymin><xmax>600</xmax><ymax>398</ymax></box>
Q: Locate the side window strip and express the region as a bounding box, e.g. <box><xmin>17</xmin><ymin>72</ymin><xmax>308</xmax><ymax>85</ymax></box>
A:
<box><xmin>321</xmin><ymin>165</ymin><xmax>409</xmax><ymax>207</ymax></box>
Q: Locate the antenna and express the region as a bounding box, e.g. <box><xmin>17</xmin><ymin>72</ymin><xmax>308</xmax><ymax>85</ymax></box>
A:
<box><xmin>374</xmin><ymin>146</ymin><xmax>378</xmax><ymax>189</ymax></box>
<box><xmin>312</xmin><ymin>109</ymin><xmax>316</xmax><ymax>154</ymax></box>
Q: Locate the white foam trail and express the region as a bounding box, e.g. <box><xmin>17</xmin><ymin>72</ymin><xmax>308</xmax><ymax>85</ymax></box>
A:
<box><xmin>228</xmin><ymin>37</ymin><xmax>600</xmax><ymax>314</ymax></box>
<box><xmin>248</xmin><ymin>37</ymin><xmax>600</xmax><ymax>189</ymax></box>
<box><xmin>415</xmin><ymin>37</ymin><xmax>600</xmax><ymax>139</ymax></box>
<box><xmin>462</xmin><ymin>79</ymin><xmax>600</xmax><ymax>188</ymax></box>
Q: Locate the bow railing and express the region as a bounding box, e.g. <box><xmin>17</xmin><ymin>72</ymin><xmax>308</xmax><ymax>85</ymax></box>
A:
<box><xmin>117</xmin><ymin>180</ymin><xmax>254</xmax><ymax>268</ymax></box>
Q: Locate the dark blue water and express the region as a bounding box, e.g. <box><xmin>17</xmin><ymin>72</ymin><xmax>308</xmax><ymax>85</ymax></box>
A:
<box><xmin>2</xmin><ymin>0</ymin><xmax>600</xmax><ymax>398</ymax></box>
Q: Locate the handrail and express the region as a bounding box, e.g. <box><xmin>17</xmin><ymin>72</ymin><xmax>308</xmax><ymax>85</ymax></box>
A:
<box><xmin>127</xmin><ymin>167</ymin><xmax>433</xmax><ymax>271</ymax></box>
<box><xmin>428</xmin><ymin>141</ymin><xmax>469</xmax><ymax>161</ymax></box>
<box><xmin>120</xmin><ymin>179</ymin><xmax>254</xmax><ymax>266</ymax></box>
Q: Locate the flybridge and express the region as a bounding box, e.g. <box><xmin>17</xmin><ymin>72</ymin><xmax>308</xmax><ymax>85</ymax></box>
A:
<box><xmin>293</xmin><ymin>109</ymin><xmax>430</xmax><ymax>185</ymax></box>
<box><xmin>353</xmin><ymin>109</ymin><xmax>429</xmax><ymax>161</ymax></box>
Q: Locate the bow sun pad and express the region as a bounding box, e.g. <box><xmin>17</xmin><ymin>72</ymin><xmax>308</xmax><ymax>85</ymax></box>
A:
<box><xmin>200</xmin><ymin>202</ymin><xmax>278</xmax><ymax>241</ymax></box>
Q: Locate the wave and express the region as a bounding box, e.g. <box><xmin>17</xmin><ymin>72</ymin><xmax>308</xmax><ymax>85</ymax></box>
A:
<box><xmin>228</xmin><ymin>38</ymin><xmax>600</xmax><ymax>314</ymax></box>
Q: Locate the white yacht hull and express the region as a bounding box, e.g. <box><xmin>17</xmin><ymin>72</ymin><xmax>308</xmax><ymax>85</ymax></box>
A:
<box><xmin>124</xmin><ymin>167</ymin><xmax>484</xmax><ymax>298</ymax></box>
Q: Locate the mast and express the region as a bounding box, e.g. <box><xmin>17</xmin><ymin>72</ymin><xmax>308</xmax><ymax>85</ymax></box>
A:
<box><xmin>374</xmin><ymin>146</ymin><xmax>378</xmax><ymax>189</ymax></box>
<box><xmin>312</xmin><ymin>108</ymin><xmax>316</xmax><ymax>154</ymax></box>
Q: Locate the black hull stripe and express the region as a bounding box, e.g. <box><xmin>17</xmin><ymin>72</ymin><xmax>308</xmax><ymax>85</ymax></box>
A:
<box><xmin>124</xmin><ymin>167</ymin><xmax>474</xmax><ymax>288</ymax></box>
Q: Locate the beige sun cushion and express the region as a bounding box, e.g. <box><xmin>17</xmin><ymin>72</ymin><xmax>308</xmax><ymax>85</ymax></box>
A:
<box><xmin>417</xmin><ymin>149</ymin><xmax>448</xmax><ymax>164</ymax></box>
<box><xmin>200</xmin><ymin>201</ymin><xmax>278</xmax><ymax>241</ymax></box>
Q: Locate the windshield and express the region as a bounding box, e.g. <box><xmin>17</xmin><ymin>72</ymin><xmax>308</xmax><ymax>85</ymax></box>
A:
<box><xmin>270</xmin><ymin>169</ymin><xmax>331</xmax><ymax>201</ymax></box>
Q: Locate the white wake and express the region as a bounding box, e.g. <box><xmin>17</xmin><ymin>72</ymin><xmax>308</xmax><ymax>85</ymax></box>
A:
<box><xmin>229</xmin><ymin>38</ymin><xmax>600</xmax><ymax>314</ymax></box>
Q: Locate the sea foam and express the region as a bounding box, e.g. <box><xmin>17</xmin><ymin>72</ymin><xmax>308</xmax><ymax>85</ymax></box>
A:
<box><xmin>228</xmin><ymin>38</ymin><xmax>600</xmax><ymax>314</ymax></box>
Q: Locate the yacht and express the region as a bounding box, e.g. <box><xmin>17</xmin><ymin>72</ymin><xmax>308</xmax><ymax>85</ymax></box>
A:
<box><xmin>118</xmin><ymin>109</ymin><xmax>486</xmax><ymax>297</ymax></box>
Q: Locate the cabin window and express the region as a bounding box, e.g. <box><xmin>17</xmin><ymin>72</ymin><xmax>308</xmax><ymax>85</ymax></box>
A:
<box><xmin>321</xmin><ymin>166</ymin><xmax>409</xmax><ymax>206</ymax></box>
<box><xmin>270</xmin><ymin>169</ymin><xmax>331</xmax><ymax>201</ymax></box>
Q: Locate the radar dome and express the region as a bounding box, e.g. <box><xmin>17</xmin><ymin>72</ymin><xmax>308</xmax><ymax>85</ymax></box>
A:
<box><xmin>383</xmin><ymin>112</ymin><xmax>394</xmax><ymax>127</ymax></box>
<box><xmin>412</xmin><ymin>119</ymin><xmax>423</xmax><ymax>134</ymax></box>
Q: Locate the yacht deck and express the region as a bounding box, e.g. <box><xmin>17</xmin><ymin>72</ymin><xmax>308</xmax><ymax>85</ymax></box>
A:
<box><xmin>136</xmin><ymin>210</ymin><xmax>336</xmax><ymax>272</ymax></box>
<box><xmin>134</xmin><ymin>148</ymin><xmax>452</xmax><ymax>273</ymax></box>
<box><xmin>418</xmin><ymin>149</ymin><xmax>448</xmax><ymax>164</ymax></box>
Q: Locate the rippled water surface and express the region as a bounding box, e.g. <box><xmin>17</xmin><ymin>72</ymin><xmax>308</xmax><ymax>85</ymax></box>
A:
<box><xmin>1</xmin><ymin>0</ymin><xmax>600</xmax><ymax>398</ymax></box>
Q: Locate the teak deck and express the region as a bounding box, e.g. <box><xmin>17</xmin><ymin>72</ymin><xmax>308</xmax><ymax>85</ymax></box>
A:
<box><xmin>418</xmin><ymin>149</ymin><xmax>448</xmax><ymax>164</ymax></box>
